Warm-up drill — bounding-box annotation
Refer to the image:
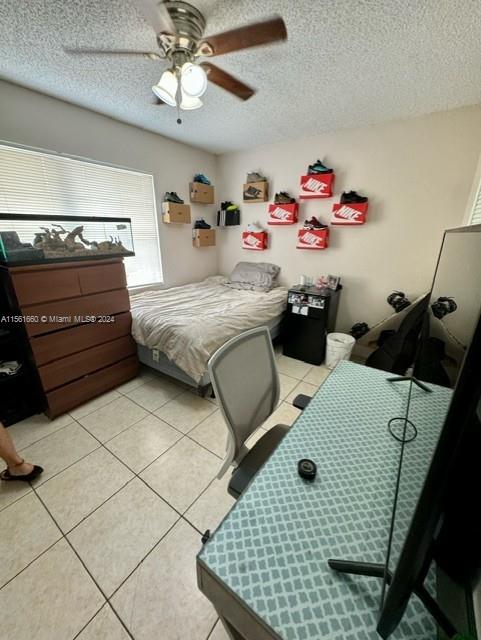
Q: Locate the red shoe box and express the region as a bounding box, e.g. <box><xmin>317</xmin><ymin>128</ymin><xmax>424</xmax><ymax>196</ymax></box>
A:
<box><xmin>296</xmin><ymin>227</ymin><xmax>329</xmax><ymax>250</ymax></box>
<box><xmin>299</xmin><ymin>173</ymin><xmax>334</xmax><ymax>199</ymax></box>
<box><xmin>331</xmin><ymin>202</ymin><xmax>368</xmax><ymax>225</ymax></box>
<box><xmin>267</xmin><ymin>203</ymin><xmax>298</xmax><ymax>225</ymax></box>
<box><xmin>242</xmin><ymin>231</ymin><xmax>268</xmax><ymax>251</ymax></box>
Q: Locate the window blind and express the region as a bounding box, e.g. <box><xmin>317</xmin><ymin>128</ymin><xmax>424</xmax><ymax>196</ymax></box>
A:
<box><xmin>0</xmin><ymin>143</ymin><xmax>162</xmax><ymax>287</ymax></box>
<box><xmin>468</xmin><ymin>178</ymin><xmax>481</xmax><ymax>225</ymax></box>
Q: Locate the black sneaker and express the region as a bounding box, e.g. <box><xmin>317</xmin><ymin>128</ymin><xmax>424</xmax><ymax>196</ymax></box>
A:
<box><xmin>194</xmin><ymin>218</ymin><xmax>211</xmax><ymax>230</ymax></box>
<box><xmin>307</xmin><ymin>159</ymin><xmax>333</xmax><ymax>175</ymax></box>
<box><xmin>274</xmin><ymin>192</ymin><xmax>296</xmax><ymax>204</ymax></box>
<box><xmin>246</xmin><ymin>171</ymin><xmax>267</xmax><ymax>183</ymax></box>
<box><xmin>164</xmin><ymin>191</ymin><xmax>184</xmax><ymax>204</ymax></box>
<box><xmin>340</xmin><ymin>190</ymin><xmax>368</xmax><ymax>204</ymax></box>
<box><xmin>221</xmin><ymin>201</ymin><xmax>233</xmax><ymax>210</ymax></box>
<box><xmin>244</xmin><ymin>185</ymin><xmax>262</xmax><ymax>200</ymax></box>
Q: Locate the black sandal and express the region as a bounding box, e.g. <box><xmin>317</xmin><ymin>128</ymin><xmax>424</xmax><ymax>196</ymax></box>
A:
<box><xmin>0</xmin><ymin>459</ymin><xmax>44</xmax><ymax>483</ymax></box>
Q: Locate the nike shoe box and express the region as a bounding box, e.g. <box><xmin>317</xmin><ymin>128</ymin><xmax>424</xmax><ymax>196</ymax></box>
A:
<box><xmin>243</xmin><ymin>181</ymin><xmax>269</xmax><ymax>203</ymax></box>
<box><xmin>267</xmin><ymin>203</ymin><xmax>298</xmax><ymax>225</ymax></box>
<box><xmin>299</xmin><ymin>173</ymin><xmax>335</xmax><ymax>199</ymax></box>
<box><xmin>242</xmin><ymin>231</ymin><xmax>268</xmax><ymax>251</ymax></box>
<box><xmin>162</xmin><ymin>202</ymin><xmax>191</xmax><ymax>224</ymax></box>
<box><xmin>192</xmin><ymin>228</ymin><xmax>216</xmax><ymax>247</ymax></box>
<box><xmin>331</xmin><ymin>202</ymin><xmax>368</xmax><ymax>225</ymax></box>
<box><xmin>190</xmin><ymin>182</ymin><xmax>215</xmax><ymax>204</ymax></box>
<box><xmin>297</xmin><ymin>227</ymin><xmax>329</xmax><ymax>250</ymax></box>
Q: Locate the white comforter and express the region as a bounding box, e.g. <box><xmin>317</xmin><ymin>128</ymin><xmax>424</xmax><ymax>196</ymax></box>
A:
<box><xmin>130</xmin><ymin>276</ymin><xmax>288</xmax><ymax>382</ymax></box>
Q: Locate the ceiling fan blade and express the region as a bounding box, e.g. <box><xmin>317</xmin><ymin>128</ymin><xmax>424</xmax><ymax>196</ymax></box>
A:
<box><xmin>201</xmin><ymin>62</ymin><xmax>255</xmax><ymax>101</ymax></box>
<box><xmin>198</xmin><ymin>15</ymin><xmax>287</xmax><ymax>57</ymax></box>
<box><xmin>64</xmin><ymin>47</ymin><xmax>163</xmax><ymax>60</ymax></box>
<box><xmin>134</xmin><ymin>0</ymin><xmax>176</xmax><ymax>35</ymax></box>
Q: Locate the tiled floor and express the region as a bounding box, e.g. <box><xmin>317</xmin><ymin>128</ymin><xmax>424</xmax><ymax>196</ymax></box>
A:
<box><xmin>0</xmin><ymin>349</ymin><xmax>331</xmax><ymax>640</ymax></box>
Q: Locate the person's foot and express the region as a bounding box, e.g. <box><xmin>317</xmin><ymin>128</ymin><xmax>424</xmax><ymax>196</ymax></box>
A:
<box><xmin>0</xmin><ymin>459</ymin><xmax>44</xmax><ymax>482</ymax></box>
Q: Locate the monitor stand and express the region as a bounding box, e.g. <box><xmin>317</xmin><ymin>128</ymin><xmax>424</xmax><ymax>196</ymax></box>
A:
<box><xmin>327</xmin><ymin>560</ymin><xmax>458</xmax><ymax>639</ymax></box>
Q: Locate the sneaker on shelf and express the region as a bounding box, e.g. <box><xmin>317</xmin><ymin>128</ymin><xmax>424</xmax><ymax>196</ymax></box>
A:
<box><xmin>307</xmin><ymin>160</ymin><xmax>333</xmax><ymax>175</ymax></box>
<box><xmin>244</xmin><ymin>185</ymin><xmax>262</xmax><ymax>200</ymax></box>
<box><xmin>0</xmin><ymin>360</ymin><xmax>22</xmax><ymax>376</ymax></box>
<box><xmin>226</xmin><ymin>203</ymin><xmax>239</xmax><ymax>212</ymax></box>
<box><xmin>304</xmin><ymin>216</ymin><xmax>327</xmax><ymax>230</ymax></box>
<box><xmin>164</xmin><ymin>191</ymin><xmax>184</xmax><ymax>204</ymax></box>
<box><xmin>193</xmin><ymin>173</ymin><xmax>211</xmax><ymax>185</ymax></box>
<box><xmin>274</xmin><ymin>191</ymin><xmax>296</xmax><ymax>204</ymax></box>
<box><xmin>194</xmin><ymin>218</ymin><xmax>211</xmax><ymax>230</ymax></box>
<box><xmin>246</xmin><ymin>171</ymin><xmax>267</xmax><ymax>183</ymax></box>
<box><xmin>247</xmin><ymin>222</ymin><xmax>264</xmax><ymax>233</ymax></box>
<box><xmin>221</xmin><ymin>200</ymin><xmax>233</xmax><ymax>210</ymax></box>
<box><xmin>340</xmin><ymin>190</ymin><xmax>368</xmax><ymax>204</ymax></box>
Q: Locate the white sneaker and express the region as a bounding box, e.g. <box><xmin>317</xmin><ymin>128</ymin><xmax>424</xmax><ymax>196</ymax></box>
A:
<box><xmin>247</xmin><ymin>222</ymin><xmax>264</xmax><ymax>233</ymax></box>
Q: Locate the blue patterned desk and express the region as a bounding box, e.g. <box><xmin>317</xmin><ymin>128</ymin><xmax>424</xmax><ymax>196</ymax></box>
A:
<box><xmin>197</xmin><ymin>361</ymin><xmax>453</xmax><ymax>640</ymax></box>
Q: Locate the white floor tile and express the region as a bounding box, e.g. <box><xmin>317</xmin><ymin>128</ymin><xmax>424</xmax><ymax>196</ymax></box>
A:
<box><xmin>285</xmin><ymin>381</ymin><xmax>319</xmax><ymax>405</ymax></box>
<box><xmin>209</xmin><ymin>619</ymin><xmax>231</xmax><ymax>640</ymax></box>
<box><xmin>21</xmin><ymin>422</ymin><xmax>99</xmax><ymax>486</ymax></box>
<box><xmin>155</xmin><ymin>390</ymin><xmax>217</xmax><ymax>434</ymax></box>
<box><xmin>184</xmin><ymin>473</ymin><xmax>235</xmax><ymax>534</ymax></box>
<box><xmin>261</xmin><ymin>401</ymin><xmax>301</xmax><ymax>432</ymax></box>
<box><xmin>277</xmin><ymin>373</ymin><xmax>300</xmax><ymax>403</ymax></box>
<box><xmin>0</xmin><ymin>480</ymin><xmax>32</xmax><ymax>512</ymax></box>
<box><xmin>113</xmin><ymin>369</ymin><xmax>154</xmax><ymax>395</ymax></box>
<box><xmin>0</xmin><ymin>492</ymin><xmax>61</xmax><ymax>587</ymax></box>
<box><xmin>69</xmin><ymin>390</ymin><xmax>121</xmax><ymax>420</ymax></box>
<box><xmin>276</xmin><ymin>355</ymin><xmax>312</xmax><ymax>380</ymax></box>
<box><xmin>68</xmin><ymin>478</ymin><xmax>178</xmax><ymax>597</ymax></box>
<box><xmin>141</xmin><ymin>437</ymin><xmax>220</xmax><ymax>513</ymax></box>
<box><xmin>5</xmin><ymin>412</ymin><xmax>73</xmax><ymax>450</ymax></box>
<box><xmin>106</xmin><ymin>414</ymin><xmax>182</xmax><ymax>473</ymax></box>
<box><xmin>111</xmin><ymin>519</ymin><xmax>217</xmax><ymax>640</ymax></box>
<box><xmin>188</xmin><ymin>410</ymin><xmax>227</xmax><ymax>458</ymax></box>
<box><xmin>77</xmin><ymin>603</ymin><xmax>130</xmax><ymax>640</ymax></box>
<box><xmin>125</xmin><ymin>377</ymin><xmax>183</xmax><ymax>412</ymax></box>
<box><xmin>303</xmin><ymin>364</ymin><xmax>331</xmax><ymax>386</ymax></box>
<box><xmin>78</xmin><ymin>396</ymin><xmax>148</xmax><ymax>443</ymax></box>
<box><xmin>37</xmin><ymin>448</ymin><xmax>133</xmax><ymax>533</ymax></box>
<box><xmin>0</xmin><ymin>539</ymin><xmax>104</xmax><ymax>640</ymax></box>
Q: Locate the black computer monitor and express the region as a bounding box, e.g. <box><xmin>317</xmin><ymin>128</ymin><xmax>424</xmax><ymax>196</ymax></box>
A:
<box><xmin>378</xmin><ymin>225</ymin><xmax>481</xmax><ymax>637</ymax></box>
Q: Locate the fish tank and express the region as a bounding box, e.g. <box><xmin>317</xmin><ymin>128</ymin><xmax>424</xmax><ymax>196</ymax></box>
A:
<box><xmin>0</xmin><ymin>214</ymin><xmax>135</xmax><ymax>266</ymax></box>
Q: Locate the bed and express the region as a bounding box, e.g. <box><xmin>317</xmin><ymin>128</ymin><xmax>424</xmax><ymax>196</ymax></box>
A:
<box><xmin>130</xmin><ymin>275</ymin><xmax>288</xmax><ymax>394</ymax></box>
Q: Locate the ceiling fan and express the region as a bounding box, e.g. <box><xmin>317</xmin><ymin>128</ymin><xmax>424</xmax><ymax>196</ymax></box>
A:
<box><xmin>65</xmin><ymin>0</ymin><xmax>287</xmax><ymax>114</ymax></box>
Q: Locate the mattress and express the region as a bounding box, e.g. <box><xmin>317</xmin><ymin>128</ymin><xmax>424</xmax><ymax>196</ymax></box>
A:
<box><xmin>130</xmin><ymin>276</ymin><xmax>288</xmax><ymax>383</ymax></box>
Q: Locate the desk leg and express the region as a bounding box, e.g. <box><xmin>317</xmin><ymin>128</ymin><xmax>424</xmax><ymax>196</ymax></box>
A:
<box><xmin>218</xmin><ymin>614</ymin><xmax>249</xmax><ymax>640</ymax></box>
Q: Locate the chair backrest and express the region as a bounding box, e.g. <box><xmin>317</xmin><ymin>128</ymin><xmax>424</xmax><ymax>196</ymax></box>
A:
<box><xmin>208</xmin><ymin>326</ymin><xmax>280</xmax><ymax>465</ymax></box>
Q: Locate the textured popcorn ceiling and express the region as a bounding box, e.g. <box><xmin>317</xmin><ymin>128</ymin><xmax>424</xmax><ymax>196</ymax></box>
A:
<box><xmin>0</xmin><ymin>0</ymin><xmax>480</xmax><ymax>153</ymax></box>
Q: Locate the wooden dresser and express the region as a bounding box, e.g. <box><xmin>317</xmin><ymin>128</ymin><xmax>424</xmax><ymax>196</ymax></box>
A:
<box><xmin>1</xmin><ymin>257</ymin><xmax>138</xmax><ymax>418</ymax></box>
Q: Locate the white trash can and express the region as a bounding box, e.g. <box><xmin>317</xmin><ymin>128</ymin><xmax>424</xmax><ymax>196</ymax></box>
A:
<box><xmin>325</xmin><ymin>333</ymin><xmax>356</xmax><ymax>369</ymax></box>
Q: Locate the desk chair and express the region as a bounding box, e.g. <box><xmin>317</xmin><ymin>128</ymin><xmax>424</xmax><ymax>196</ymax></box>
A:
<box><xmin>208</xmin><ymin>326</ymin><xmax>290</xmax><ymax>499</ymax></box>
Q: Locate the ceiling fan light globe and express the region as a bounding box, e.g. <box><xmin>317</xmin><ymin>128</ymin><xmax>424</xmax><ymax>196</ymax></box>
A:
<box><xmin>152</xmin><ymin>70</ymin><xmax>178</xmax><ymax>107</ymax></box>
<box><xmin>180</xmin><ymin>89</ymin><xmax>203</xmax><ymax>111</ymax></box>
<box><xmin>181</xmin><ymin>62</ymin><xmax>207</xmax><ymax>98</ymax></box>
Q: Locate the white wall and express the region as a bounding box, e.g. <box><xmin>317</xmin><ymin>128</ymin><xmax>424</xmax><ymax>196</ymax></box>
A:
<box><xmin>216</xmin><ymin>106</ymin><xmax>481</xmax><ymax>331</ymax></box>
<box><xmin>0</xmin><ymin>80</ymin><xmax>218</xmax><ymax>288</ymax></box>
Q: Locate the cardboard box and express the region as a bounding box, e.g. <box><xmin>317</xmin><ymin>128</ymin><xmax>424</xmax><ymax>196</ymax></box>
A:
<box><xmin>267</xmin><ymin>203</ymin><xmax>298</xmax><ymax>225</ymax></box>
<box><xmin>243</xmin><ymin>181</ymin><xmax>269</xmax><ymax>203</ymax></box>
<box><xmin>162</xmin><ymin>201</ymin><xmax>191</xmax><ymax>224</ymax></box>
<box><xmin>296</xmin><ymin>227</ymin><xmax>329</xmax><ymax>250</ymax></box>
<box><xmin>331</xmin><ymin>202</ymin><xmax>368</xmax><ymax>225</ymax></box>
<box><xmin>192</xmin><ymin>228</ymin><xmax>216</xmax><ymax>247</ymax></box>
<box><xmin>299</xmin><ymin>173</ymin><xmax>335</xmax><ymax>199</ymax></box>
<box><xmin>190</xmin><ymin>182</ymin><xmax>215</xmax><ymax>204</ymax></box>
<box><xmin>242</xmin><ymin>230</ymin><xmax>268</xmax><ymax>251</ymax></box>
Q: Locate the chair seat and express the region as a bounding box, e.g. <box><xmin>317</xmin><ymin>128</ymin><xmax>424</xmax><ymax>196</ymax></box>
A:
<box><xmin>228</xmin><ymin>424</ymin><xmax>290</xmax><ymax>499</ymax></box>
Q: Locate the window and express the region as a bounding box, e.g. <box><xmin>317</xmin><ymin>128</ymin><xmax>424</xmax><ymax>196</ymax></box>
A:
<box><xmin>468</xmin><ymin>177</ymin><xmax>481</xmax><ymax>226</ymax></box>
<box><xmin>0</xmin><ymin>143</ymin><xmax>162</xmax><ymax>287</ymax></box>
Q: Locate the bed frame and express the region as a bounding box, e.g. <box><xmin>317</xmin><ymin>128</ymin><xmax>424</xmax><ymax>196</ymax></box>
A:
<box><xmin>137</xmin><ymin>318</ymin><xmax>283</xmax><ymax>396</ymax></box>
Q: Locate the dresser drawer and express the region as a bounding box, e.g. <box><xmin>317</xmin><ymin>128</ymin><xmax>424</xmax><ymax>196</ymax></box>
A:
<box><xmin>31</xmin><ymin>312</ymin><xmax>132</xmax><ymax>366</ymax></box>
<box><xmin>11</xmin><ymin>269</ymin><xmax>81</xmax><ymax>306</ymax></box>
<box><xmin>79</xmin><ymin>261</ymin><xmax>127</xmax><ymax>295</ymax></box>
<box><xmin>24</xmin><ymin>289</ymin><xmax>131</xmax><ymax>337</ymax></box>
<box><xmin>39</xmin><ymin>335</ymin><xmax>136</xmax><ymax>391</ymax></box>
<box><xmin>46</xmin><ymin>355</ymin><xmax>139</xmax><ymax>418</ymax></box>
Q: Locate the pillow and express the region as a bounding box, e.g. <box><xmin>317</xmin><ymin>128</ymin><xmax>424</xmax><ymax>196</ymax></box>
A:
<box><xmin>228</xmin><ymin>261</ymin><xmax>280</xmax><ymax>291</ymax></box>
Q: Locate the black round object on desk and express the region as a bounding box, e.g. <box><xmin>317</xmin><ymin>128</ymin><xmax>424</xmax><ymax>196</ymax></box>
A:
<box><xmin>298</xmin><ymin>458</ymin><xmax>317</xmax><ymax>481</ymax></box>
